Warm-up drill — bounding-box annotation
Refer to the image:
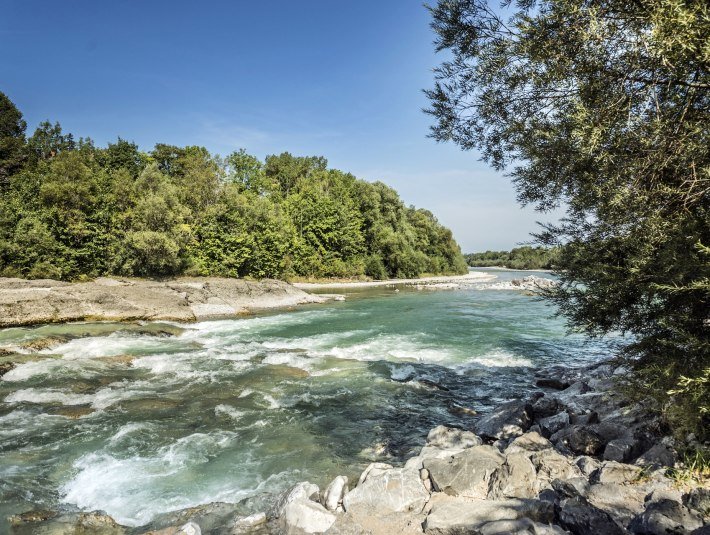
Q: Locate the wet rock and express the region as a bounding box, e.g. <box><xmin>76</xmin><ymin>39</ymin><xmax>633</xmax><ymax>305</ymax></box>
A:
<box><xmin>343</xmin><ymin>467</ymin><xmax>429</xmax><ymax>514</ymax></box>
<box><xmin>20</xmin><ymin>336</ymin><xmax>68</xmax><ymax>351</ymax></box>
<box><xmin>321</xmin><ymin>476</ymin><xmax>348</xmax><ymax>512</ymax></box>
<box><xmin>8</xmin><ymin>509</ymin><xmax>58</xmax><ymax>525</ymax></box>
<box><xmin>629</xmin><ymin>498</ymin><xmax>703</xmax><ymax>534</ymax></box>
<box><xmin>594</xmin><ymin>461</ymin><xmax>643</xmax><ymax>485</ymax></box>
<box><xmin>270</xmin><ymin>481</ymin><xmax>320</xmax><ymax>518</ymax></box>
<box><xmin>446</xmin><ymin>401</ymin><xmax>478</xmax><ymax>416</ymax></box>
<box><xmin>558</xmin><ymin>496</ymin><xmax>626</xmax><ymax>535</ymax></box>
<box><xmin>424</xmin><ymin>445</ymin><xmax>505</xmax><ymax>498</ymax></box>
<box><xmin>474</xmin><ymin>400</ymin><xmax>533</xmax><ymax>440</ymax></box>
<box><xmin>423</xmin><ymin>496</ymin><xmax>554</xmax><ymax>534</ymax></box>
<box><xmin>0</xmin><ymin>360</ymin><xmax>15</xmax><ymax>376</ymax></box>
<box><xmin>281</xmin><ymin>498</ymin><xmax>336</xmax><ymax>534</ymax></box>
<box><xmin>535</xmin><ymin>378</ymin><xmax>571</xmax><ymax>390</ymax></box>
<box><xmin>426</xmin><ymin>425</ymin><xmax>482</xmax><ymax>450</ymax></box>
<box><xmin>357</xmin><ymin>462</ymin><xmax>393</xmax><ymax>486</ymax></box>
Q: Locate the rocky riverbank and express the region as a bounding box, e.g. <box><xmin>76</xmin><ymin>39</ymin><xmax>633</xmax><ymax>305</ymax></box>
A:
<box><xmin>9</xmin><ymin>360</ymin><xmax>708</xmax><ymax>534</ymax></box>
<box><xmin>0</xmin><ymin>277</ymin><xmax>326</xmax><ymax>327</ymax></box>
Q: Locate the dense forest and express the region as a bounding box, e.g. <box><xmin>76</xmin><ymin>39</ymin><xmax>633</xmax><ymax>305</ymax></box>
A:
<box><xmin>0</xmin><ymin>93</ymin><xmax>467</xmax><ymax>281</ymax></box>
<box><xmin>465</xmin><ymin>246</ymin><xmax>559</xmax><ymax>270</ymax></box>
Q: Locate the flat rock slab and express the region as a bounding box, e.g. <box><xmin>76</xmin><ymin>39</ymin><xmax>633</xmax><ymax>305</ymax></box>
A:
<box><xmin>0</xmin><ymin>277</ymin><xmax>325</xmax><ymax>326</ymax></box>
<box><xmin>423</xmin><ymin>497</ymin><xmax>554</xmax><ymax>534</ymax></box>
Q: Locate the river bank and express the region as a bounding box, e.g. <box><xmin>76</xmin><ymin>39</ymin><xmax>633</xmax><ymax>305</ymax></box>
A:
<box><xmin>291</xmin><ymin>271</ymin><xmax>496</xmax><ymax>291</ymax></box>
<box><xmin>9</xmin><ymin>358</ymin><xmax>708</xmax><ymax>534</ymax></box>
<box><xmin>0</xmin><ymin>277</ymin><xmax>326</xmax><ymax>327</ymax></box>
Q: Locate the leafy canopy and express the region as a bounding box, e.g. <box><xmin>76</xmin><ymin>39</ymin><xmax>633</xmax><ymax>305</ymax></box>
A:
<box><xmin>426</xmin><ymin>0</ymin><xmax>709</xmax><ymax>439</ymax></box>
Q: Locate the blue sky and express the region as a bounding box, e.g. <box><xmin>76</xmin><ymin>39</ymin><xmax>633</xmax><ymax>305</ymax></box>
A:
<box><xmin>1</xmin><ymin>0</ymin><xmax>555</xmax><ymax>251</ymax></box>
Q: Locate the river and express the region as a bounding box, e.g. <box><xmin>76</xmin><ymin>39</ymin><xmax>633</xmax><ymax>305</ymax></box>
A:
<box><xmin>0</xmin><ymin>269</ymin><xmax>618</xmax><ymax>529</ymax></box>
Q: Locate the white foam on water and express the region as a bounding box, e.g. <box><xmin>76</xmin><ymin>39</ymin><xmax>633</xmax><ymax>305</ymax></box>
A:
<box><xmin>4</xmin><ymin>388</ymin><xmax>93</xmax><ymax>406</ymax></box>
<box><xmin>61</xmin><ymin>431</ymin><xmax>242</xmax><ymax>526</ymax></box>
<box><xmin>261</xmin><ymin>352</ymin><xmax>313</xmax><ymax>371</ymax></box>
<box><xmin>457</xmin><ymin>349</ymin><xmax>533</xmax><ymax>370</ymax></box>
<box><xmin>1</xmin><ymin>358</ymin><xmax>108</xmax><ymax>382</ymax></box>
<box><xmin>0</xmin><ymin>409</ymin><xmax>65</xmax><ymax>438</ymax></box>
<box><xmin>320</xmin><ymin>334</ymin><xmax>457</xmax><ymax>364</ymax></box>
<box><xmin>214</xmin><ymin>404</ymin><xmax>246</xmax><ymax>421</ymax></box>
<box><xmin>108</xmin><ymin>422</ymin><xmax>154</xmax><ymax>446</ymax></box>
<box><xmin>46</xmin><ymin>335</ymin><xmax>173</xmax><ymax>360</ymax></box>
<box><xmin>389</xmin><ymin>364</ymin><xmax>418</xmax><ymax>381</ymax></box>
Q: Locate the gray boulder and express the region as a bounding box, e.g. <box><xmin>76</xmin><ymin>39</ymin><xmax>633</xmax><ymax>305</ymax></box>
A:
<box><xmin>635</xmin><ymin>443</ymin><xmax>678</xmax><ymax>469</ymax></box>
<box><xmin>357</xmin><ymin>462</ymin><xmax>393</xmax><ymax>486</ymax></box>
<box><xmin>423</xmin><ymin>445</ymin><xmax>505</xmax><ymax>498</ymax></box>
<box><xmin>538</xmin><ymin>412</ymin><xmax>570</xmax><ymax>436</ymax></box>
<box><xmin>489</xmin><ymin>452</ymin><xmax>538</xmax><ymax>499</ymax></box>
<box><xmin>629</xmin><ymin>498</ymin><xmax>703</xmax><ymax>534</ymax></box>
<box><xmin>505</xmin><ymin>432</ymin><xmax>554</xmax><ymax>455</ymax></box>
<box><xmin>474</xmin><ymin>400</ymin><xmax>533</xmax><ymax>440</ymax></box>
<box><xmin>558</xmin><ymin>496</ymin><xmax>626</xmax><ymax>535</ymax></box>
<box><xmin>343</xmin><ymin>467</ymin><xmax>429</xmax><ymax>514</ymax></box>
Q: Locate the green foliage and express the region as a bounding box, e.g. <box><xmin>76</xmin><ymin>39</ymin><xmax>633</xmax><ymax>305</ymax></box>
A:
<box><xmin>465</xmin><ymin>246</ymin><xmax>560</xmax><ymax>270</ymax></box>
<box><xmin>0</xmin><ymin>94</ymin><xmax>467</xmax><ymax>283</ymax></box>
<box><xmin>427</xmin><ymin>0</ymin><xmax>710</xmax><ymax>440</ymax></box>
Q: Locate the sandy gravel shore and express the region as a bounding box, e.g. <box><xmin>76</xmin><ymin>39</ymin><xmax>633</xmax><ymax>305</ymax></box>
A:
<box><xmin>292</xmin><ymin>271</ymin><xmax>497</xmax><ymax>290</ymax></box>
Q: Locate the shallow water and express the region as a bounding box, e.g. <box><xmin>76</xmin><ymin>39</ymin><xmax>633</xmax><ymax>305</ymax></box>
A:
<box><xmin>0</xmin><ymin>270</ymin><xmax>619</xmax><ymax>528</ymax></box>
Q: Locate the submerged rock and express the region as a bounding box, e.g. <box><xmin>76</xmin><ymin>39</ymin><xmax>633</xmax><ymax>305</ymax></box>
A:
<box><xmin>425</xmin><ymin>425</ymin><xmax>482</xmax><ymax>450</ymax></box>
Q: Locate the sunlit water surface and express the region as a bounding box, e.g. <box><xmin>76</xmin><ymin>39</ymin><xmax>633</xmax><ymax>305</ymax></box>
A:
<box><xmin>0</xmin><ymin>270</ymin><xmax>619</xmax><ymax>528</ymax></box>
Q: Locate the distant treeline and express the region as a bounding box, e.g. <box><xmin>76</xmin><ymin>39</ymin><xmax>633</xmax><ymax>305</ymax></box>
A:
<box><xmin>464</xmin><ymin>246</ymin><xmax>559</xmax><ymax>270</ymax></box>
<box><xmin>0</xmin><ymin>92</ymin><xmax>467</xmax><ymax>281</ymax></box>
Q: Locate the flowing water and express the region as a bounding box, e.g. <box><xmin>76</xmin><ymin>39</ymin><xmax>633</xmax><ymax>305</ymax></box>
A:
<box><xmin>0</xmin><ymin>270</ymin><xmax>619</xmax><ymax>529</ymax></box>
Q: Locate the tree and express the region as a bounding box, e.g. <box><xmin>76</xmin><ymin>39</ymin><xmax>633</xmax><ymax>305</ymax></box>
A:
<box><xmin>0</xmin><ymin>91</ymin><xmax>26</xmax><ymax>186</ymax></box>
<box><xmin>28</xmin><ymin>121</ymin><xmax>75</xmax><ymax>161</ymax></box>
<box><xmin>426</xmin><ymin>0</ymin><xmax>709</xmax><ymax>439</ymax></box>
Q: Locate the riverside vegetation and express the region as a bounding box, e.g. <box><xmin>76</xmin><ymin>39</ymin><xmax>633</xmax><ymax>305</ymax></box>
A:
<box><xmin>0</xmin><ymin>92</ymin><xmax>467</xmax><ymax>282</ymax></box>
<box><xmin>426</xmin><ymin>0</ymin><xmax>709</xmax><ymax>447</ymax></box>
<box><xmin>465</xmin><ymin>247</ymin><xmax>560</xmax><ymax>270</ymax></box>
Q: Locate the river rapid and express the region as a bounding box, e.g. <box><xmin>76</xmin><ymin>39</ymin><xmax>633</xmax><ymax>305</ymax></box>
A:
<box><xmin>0</xmin><ymin>270</ymin><xmax>618</xmax><ymax>529</ymax></box>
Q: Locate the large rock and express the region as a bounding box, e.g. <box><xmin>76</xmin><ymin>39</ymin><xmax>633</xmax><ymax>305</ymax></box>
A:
<box><xmin>635</xmin><ymin>443</ymin><xmax>678</xmax><ymax>469</ymax></box>
<box><xmin>488</xmin><ymin>452</ymin><xmax>538</xmax><ymax>499</ymax></box>
<box><xmin>586</xmin><ymin>482</ymin><xmax>647</xmax><ymax>526</ymax></box>
<box><xmin>280</xmin><ymin>498</ymin><xmax>336</xmax><ymax>534</ymax></box>
<box><xmin>629</xmin><ymin>498</ymin><xmax>703</xmax><ymax>534</ymax></box>
<box><xmin>531</xmin><ymin>448</ymin><xmax>582</xmax><ymax>484</ymax></box>
<box><xmin>423</xmin><ymin>496</ymin><xmax>554</xmax><ymax>534</ymax></box>
<box><xmin>474</xmin><ymin>400</ymin><xmax>533</xmax><ymax>440</ymax></box>
<box><xmin>558</xmin><ymin>496</ymin><xmax>626</xmax><ymax>535</ymax></box>
<box><xmin>505</xmin><ymin>432</ymin><xmax>553</xmax><ymax>455</ymax></box>
<box><xmin>684</xmin><ymin>487</ymin><xmax>710</xmax><ymax>518</ymax></box>
<box><xmin>270</xmin><ymin>482</ymin><xmax>320</xmax><ymax>518</ymax></box>
<box><xmin>538</xmin><ymin>412</ymin><xmax>570</xmax><ymax>436</ymax></box>
<box><xmin>343</xmin><ymin>467</ymin><xmax>429</xmax><ymax>514</ymax></box>
<box><xmin>554</xmin><ymin>426</ymin><xmax>605</xmax><ymax>456</ymax></box>
<box><xmin>423</xmin><ymin>445</ymin><xmax>505</xmax><ymax>498</ymax></box>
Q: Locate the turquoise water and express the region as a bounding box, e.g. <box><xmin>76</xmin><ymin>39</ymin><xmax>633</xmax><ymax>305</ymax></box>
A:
<box><xmin>0</xmin><ymin>270</ymin><xmax>618</xmax><ymax>528</ymax></box>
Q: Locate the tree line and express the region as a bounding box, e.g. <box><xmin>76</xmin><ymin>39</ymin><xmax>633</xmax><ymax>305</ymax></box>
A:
<box><xmin>0</xmin><ymin>93</ymin><xmax>467</xmax><ymax>281</ymax></box>
<box><xmin>465</xmin><ymin>246</ymin><xmax>559</xmax><ymax>270</ymax></box>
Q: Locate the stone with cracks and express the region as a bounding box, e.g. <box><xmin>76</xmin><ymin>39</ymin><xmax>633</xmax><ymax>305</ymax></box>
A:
<box><xmin>280</xmin><ymin>498</ymin><xmax>336</xmax><ymax>534</ymax></box>
<box><xmin>474</xmin><ymin>400</ymin><xmax>533</xmax><ymax>440</ymax></box>
<box><xmin>343</xmin><ymin>467</ymin><xmax>430</xmax><ymax>514</ymax></box>
<box><xmin>423</xmin><ymin>445</ymin><xmax>505</xmax><ymax>498</ymax></box>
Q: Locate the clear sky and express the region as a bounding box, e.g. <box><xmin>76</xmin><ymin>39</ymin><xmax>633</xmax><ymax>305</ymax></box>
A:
<box><xmin>1</xmin><ymin>0</ymin><xmax>555</xmax><ymax>252</ymax></box>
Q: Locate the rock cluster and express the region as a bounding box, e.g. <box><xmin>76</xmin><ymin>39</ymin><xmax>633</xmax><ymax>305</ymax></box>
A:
<box><xmin>10</xmin><ymin>361</ymin><xmax>708</xmax><ymax>535</ymax></box>
<box><xmin>269</xmin><ymin>360</ymin><xmax>708</xmax><ymax>534</ymax></box>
